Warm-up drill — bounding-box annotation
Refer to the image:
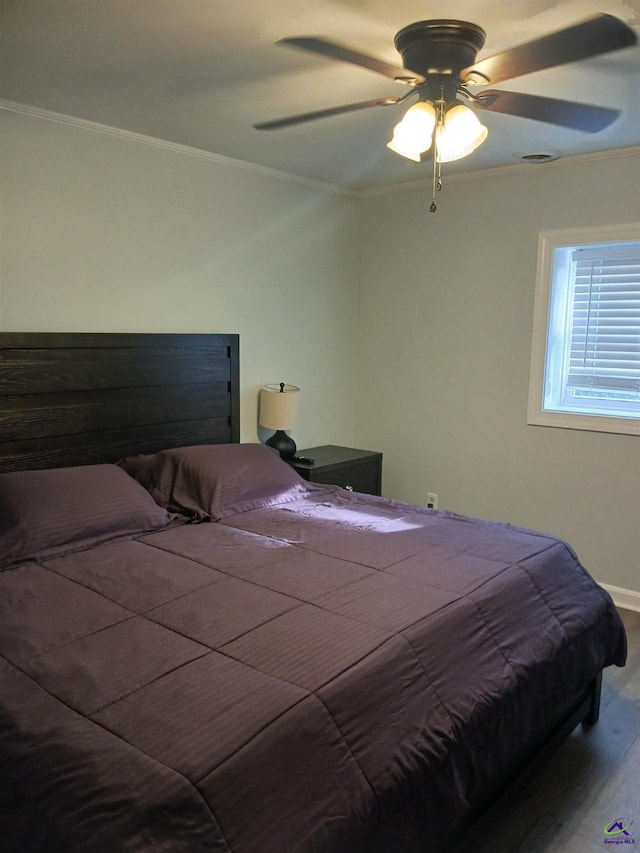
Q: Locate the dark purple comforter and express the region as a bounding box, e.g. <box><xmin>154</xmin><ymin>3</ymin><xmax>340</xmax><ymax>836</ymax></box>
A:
<box><xmin>0</xmin><ymin>488</ymin><xmax>626</xmax><ymax>852</ymax></box>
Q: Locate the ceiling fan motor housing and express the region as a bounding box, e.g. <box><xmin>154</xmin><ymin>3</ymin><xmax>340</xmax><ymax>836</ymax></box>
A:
<box><xmin>394</xmin><ymin>19</ymin><xmax>486</xmax><ymax>79</ymax></box>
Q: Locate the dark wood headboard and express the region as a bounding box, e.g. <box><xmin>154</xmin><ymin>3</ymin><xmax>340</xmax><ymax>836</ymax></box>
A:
<box><xmin>0</xmin><ymin>333</ymin><xmax>240</xmax><ymax>472</ymax></box>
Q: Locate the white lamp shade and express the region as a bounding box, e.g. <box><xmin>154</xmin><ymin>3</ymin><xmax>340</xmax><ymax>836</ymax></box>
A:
<box><xmin>386</xmin><ymin>101</ymin><xmax>435</xmax><ymax>161</ymax></box>
<box><xmin>259</xmin><ymin>383</ymin><xmax>300</xmax><ymax>430</ymax></box>
<box><xmin>435</xmin><ymin>104</ymin><xmax>488</xmax><ymax>163</ymax></box>
<box><xmin>387</xmin><ymin>128</ymin><xmax>423</xmax><ymax>162</ymax></box>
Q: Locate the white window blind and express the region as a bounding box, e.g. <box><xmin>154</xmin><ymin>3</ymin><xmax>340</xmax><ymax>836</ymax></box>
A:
<box><xmin>528</xmin><ymin>225</ymin><xmax>640</xmax><ymax>436</ymax></box>
<box><xmin>567</xmin><ymin>246</ymin><xmax>640</xmax><ymax>395</ymax></box>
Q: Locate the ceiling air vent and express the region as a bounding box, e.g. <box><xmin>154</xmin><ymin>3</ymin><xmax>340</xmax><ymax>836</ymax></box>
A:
<box><xmin>518</xmin><ymin>152</ymin><xmax>561</xmax><ymax>164</ymax></box>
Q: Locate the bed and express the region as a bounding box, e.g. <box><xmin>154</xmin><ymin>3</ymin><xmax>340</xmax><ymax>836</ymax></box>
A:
<box><xmin>0</xmin><ymin>332</ymin><xmax>627</xmax><ymax>853</ymax></box>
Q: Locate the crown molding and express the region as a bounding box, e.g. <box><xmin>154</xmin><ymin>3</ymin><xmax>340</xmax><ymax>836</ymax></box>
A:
<box><xmin>0</xmin><ymin>99</ymin><xmax>355</xmax><ymax>197</ymax></box>
<box><xmin>358</xmin><ymin>144</ymin><xmax>640</xmax><ymax>196</ymax></box>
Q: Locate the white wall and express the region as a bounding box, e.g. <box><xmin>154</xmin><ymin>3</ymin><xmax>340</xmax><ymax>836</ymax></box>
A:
<box><xmin>356</xmin><ymin>152</ymin><xmax>640</xmax><ymax>596</ymax></box>
<box><xmin>0</xmin><ymin>108</ymin><xmax>359</xmax><ymax>448</ymax></box>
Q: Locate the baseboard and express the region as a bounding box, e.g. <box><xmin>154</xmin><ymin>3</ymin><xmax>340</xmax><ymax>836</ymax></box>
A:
<box><xmin>601</xmin><ymin>583</ymin><xmax>640</xmax><ymax>614</ymax></box>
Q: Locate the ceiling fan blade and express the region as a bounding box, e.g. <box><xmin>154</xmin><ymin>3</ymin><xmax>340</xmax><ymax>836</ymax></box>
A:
<box><xmin>474</xmin><ymin>89</ymin><xmax>621</xmax><ymax>132</ymax></box>
<box><xmin>462</xmin><ymin>14</ymin><xmax>637</xmax><ymax>85</ymax></box>
<box><xmin>278</xmin><ymin>36</ymin><xmax>424</xmax><ymax>85</ymax></box>
<box><xmin>253</xmin><ymin>96</ymin><xmax>402</xmax><ymax>130</ymax></box>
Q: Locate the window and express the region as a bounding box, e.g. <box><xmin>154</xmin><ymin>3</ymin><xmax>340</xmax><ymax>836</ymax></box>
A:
<box><xmin>528</xmin><ymin>224</ymin><xmax>640</xmax><ymax>436</ymax></box>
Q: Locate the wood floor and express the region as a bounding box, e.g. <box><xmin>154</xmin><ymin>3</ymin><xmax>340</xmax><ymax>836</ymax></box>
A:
<box><xmin>456</xmin><ymin>607</ymin><xmax>640</xmax><ymax>852</ymax></box>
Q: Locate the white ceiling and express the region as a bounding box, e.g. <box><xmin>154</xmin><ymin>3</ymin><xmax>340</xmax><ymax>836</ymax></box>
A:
<box><xmin>2</xmin><ymin>0</ymin><xmax>640</xmax><ymax>190</ymax></box>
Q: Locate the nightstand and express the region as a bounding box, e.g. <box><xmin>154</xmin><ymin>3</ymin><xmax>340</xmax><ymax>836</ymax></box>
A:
<box><xmin>291</xmin><ymin>445</ymin><xmax>382</xmax><ymax>496</ymax></box>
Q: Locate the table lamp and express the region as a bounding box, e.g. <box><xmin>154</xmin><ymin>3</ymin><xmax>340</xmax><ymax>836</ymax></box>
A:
<box><xmin>259</xmin><ymin>382</ymin><xmax>300</xmax><ymax>459</ymax></box>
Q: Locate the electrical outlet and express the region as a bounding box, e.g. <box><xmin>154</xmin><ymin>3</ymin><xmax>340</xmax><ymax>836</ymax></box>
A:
<box><xmin>426</xmin><ymin>492</ymin><xmax>438</xmax><ymax>509</ymax></box>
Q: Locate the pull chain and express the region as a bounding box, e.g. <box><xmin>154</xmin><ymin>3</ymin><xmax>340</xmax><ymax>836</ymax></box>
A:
<box><xmin>430</xmin><ymin>144</ymin><xmax>438</xmax><ymax>212</ymax></box>
<box><xmin>430</xmin><ymin>94</ymin><xmax>445</xmax><ymax>213</ymax></box>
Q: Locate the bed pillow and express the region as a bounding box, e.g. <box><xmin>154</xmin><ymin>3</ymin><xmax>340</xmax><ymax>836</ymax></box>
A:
<box><xmin>118</xmin><ymin>443</ymin><xmax>319</xmax><ymax>521</ymax></box>
<box><xmin>0</xmin><ymin>464</ymin><xmax>176</xmax><ymax>570</ymax></box>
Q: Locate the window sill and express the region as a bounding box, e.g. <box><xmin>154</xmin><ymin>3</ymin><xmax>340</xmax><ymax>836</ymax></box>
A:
<box><xmin>527</xmin><ymin>408</ymin><xmax>640</xmax><ymax>436</ymax></box>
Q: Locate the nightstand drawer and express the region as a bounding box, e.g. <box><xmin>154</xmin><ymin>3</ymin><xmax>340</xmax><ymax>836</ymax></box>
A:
<box><xmin>313</xmin><ymin>460</ymin><xmax>379</xmax><ymax>494</ymax></box>
<box><xmin>292</xmin><ymin>445</ymin><xmax>382</xmax><ymax>497</ymax></box>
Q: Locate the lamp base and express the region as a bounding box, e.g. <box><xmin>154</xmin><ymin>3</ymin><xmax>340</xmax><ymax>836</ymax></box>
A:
<box><xmin>266</xmin><ymin>430</ymin><xmax>297</xmax><ymax>460</ymax></box>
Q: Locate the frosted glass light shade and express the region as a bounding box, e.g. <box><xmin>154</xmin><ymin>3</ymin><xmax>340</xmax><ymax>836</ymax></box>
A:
<box><xmin>436</xmin><ymin>104</ymin><xmax>488</xmax><ymax>163</ymax></box>
<box><xmin>259</xmin><ymin>383</ymin><xmax>300</xmax><ymax>430</ymax></box>
<box><xmin>386</xmin><ymin>101</ymin><xmax>436</xmax><ymax>161</ymax></box>
<box><xmin>387</xmin><ymin>128</ymin><xmax>423</xmax><ymax>161</ymax></box>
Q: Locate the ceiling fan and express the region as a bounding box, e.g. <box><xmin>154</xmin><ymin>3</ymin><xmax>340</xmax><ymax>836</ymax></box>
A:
<box><xmin>254</xmin><ymin>13</ymin><xmax>637</xmax><ymax>208</ymax></box>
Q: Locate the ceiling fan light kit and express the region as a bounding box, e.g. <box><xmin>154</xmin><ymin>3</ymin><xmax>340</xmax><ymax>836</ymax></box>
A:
<box><xmin>386</xmin><ymin>100</ymin><xmax>488</xmax><ymax>162</ymax></box>
<box><xmin>255</xmin><ymin>13</ymin><xmax>637</xmax><ymax>213</ymax></box>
